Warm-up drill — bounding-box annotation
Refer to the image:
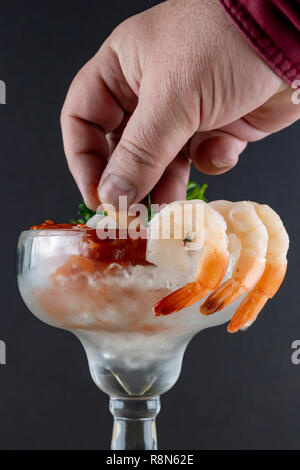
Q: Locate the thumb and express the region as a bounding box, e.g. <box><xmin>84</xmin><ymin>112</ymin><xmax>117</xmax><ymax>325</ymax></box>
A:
<box><xmin>98</xmin><ymin>88</ymin><xmax>197</xmax><ymax>206</ymax></box>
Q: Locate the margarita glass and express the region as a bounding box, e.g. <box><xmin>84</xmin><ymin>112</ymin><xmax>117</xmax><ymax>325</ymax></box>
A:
<box><xmin>17</xmin><ymin>227</ymin><xmax>236</xmax><ymax>450</ymax></box>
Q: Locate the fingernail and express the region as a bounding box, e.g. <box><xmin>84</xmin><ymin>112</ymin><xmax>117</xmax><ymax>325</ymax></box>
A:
<box><xmin>211</xmin><ymin>153</ymin><xmax>238</xmax><ymax>168</ymax></box>
<box><xmin>98</xmin><ymin>174</ymin><xmax>137</xmax><ymax>206</ymax></box>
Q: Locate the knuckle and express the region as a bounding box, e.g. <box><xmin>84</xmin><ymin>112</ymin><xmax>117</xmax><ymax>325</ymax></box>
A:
<box><xmin>110</xmin><ymin>16</ymin><xmax>140</xmax><ymax>48</ymax></box>
<box><xmin>118</xmin><ymin>138</ymin><xmax>162</xmax><ymax>173</ymax></box>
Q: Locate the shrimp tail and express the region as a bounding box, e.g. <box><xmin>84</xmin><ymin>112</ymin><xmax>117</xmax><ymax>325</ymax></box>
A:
<box><xmin>200</xmin><ymin>279</ymin><xmax>245</xmax><ymax>315</ymax></box>
<box><xmin>154</xmin><ymin>249</ymin><xmax>229</xmax><ymax>316</ymax></box>
<box><xmin>154</xmin><ymin>282</ymin><xmax>209</xmax><ymax>316</ymax></box>
<box><xmin>227</xmin><ymin>260</ymin><xmax>287</xmax><ymax>333</ymax></box>
<box><xmin>227</xmin><ymin>289</ymin><xmax>268</xmax><ymax>333</ymax></box>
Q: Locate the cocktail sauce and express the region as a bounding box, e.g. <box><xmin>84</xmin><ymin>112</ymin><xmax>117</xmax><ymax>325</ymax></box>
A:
<box><xmin>30</xmin><ymin>220</ymin><xmax>149</xmax><ymax>266</ymax></box>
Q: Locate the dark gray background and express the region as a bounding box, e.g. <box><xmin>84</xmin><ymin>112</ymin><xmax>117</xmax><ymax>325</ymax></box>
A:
<box><xmin>1</xmin><ymin>0</ymin><xmax>300</xmax><ymax>450</ymax></box>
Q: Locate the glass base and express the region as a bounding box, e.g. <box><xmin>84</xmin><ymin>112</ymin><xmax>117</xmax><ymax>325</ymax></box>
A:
<box><xmin>109</xmin><ymin>397</ymin><xmax>161</xmax><ymax>450</ymax></box>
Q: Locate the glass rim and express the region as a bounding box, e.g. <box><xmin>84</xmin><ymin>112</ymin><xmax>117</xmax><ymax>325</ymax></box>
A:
<box><xmin>19</xmin><ymin>229</ymin><xmax>92</xmax><ymax>238</ymax></box>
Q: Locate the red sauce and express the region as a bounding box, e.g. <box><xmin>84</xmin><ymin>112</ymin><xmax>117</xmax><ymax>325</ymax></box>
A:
<box><xmin>30</xmin><ymin>220</ymin><xmax>149</xmax><ymax>266</ymax></box>
<box><xmin>30</xmin><ymin>219</ymin><xmax>86</xmax><ymax>230</ymax></box>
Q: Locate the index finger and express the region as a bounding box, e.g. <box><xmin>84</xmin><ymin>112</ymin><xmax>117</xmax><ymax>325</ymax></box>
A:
<box><xmin>61</xmin><ymin>48</ymin><xmax>126</xmax><ymax>209</ymax></box>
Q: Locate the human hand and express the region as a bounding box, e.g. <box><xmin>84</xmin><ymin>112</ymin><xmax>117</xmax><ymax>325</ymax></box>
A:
<box><xmin>61</xmin><ymin>0</ymin><xmax>300</xmax><ymax>209</ymax></box>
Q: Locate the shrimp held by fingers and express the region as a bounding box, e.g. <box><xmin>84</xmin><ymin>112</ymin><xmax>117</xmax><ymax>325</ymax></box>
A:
<box><xmin>201</xmin><ymin>201</ymin><xmax>268</xmax><ymax>316</ymax></box>
<box><xmin>146</xmin><ymin>200</ymin><xmax>229</xmax><ymax>316</ymax></box>
<box><xmin>227</xmin><ymin>203</ymin><xmax>289</xmax><ymax>333</ymax></box>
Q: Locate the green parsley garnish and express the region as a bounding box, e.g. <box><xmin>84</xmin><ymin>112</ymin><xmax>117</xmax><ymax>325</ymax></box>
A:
<box><xmin>147</xmin><ymin>192</ymin><xmax>154</xmax><ymax>222</ymax></box>
<box><xmin>186</xmin><ymin>181</ymin><xmax>208</xmax><ymax>202</ymax></box>
<box><xmin>71</xmin><ymin>203</ymin><xmax>96</xmax><ymax>224</ymax></box>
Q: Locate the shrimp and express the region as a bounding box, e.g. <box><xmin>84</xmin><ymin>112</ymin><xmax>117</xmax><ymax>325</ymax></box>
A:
<box><xmin>226</xmin><ymin>203</ymin><xmax>289</xmax><ymax>333</ymax></box>
<box><xmin>200</xmin><ymin>201</ymin><xmax>268</xmax><ymax>318</ymax></box>
<box><xmin>148</xmin><ymin>200</ymin><xmax>229</xmax><ymax>316</ymax></box>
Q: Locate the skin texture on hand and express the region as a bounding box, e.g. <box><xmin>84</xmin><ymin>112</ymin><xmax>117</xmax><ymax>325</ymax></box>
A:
<box><xmin>61</xmin><ymin>0</ymin><xmax>300</xmax><ymax>210</ymax></box>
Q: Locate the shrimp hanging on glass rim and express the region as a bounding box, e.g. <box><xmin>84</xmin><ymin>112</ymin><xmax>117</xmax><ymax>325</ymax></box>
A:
<box><xmin>153</xmin><ymin>200</ymin><xmax>289</xmax><ymax>334</ymax></box>
<box><xmin>220</xmin><ymin>202</ymin><xmax>289</xmax><ymax>333</ymax></box>
<box><xmin>200</xmin><ymin>201</ymin><xmax>268</xmax><ymax>318</ymax></box>
<box><xmin>148</xmin><ymin>200</ymin><xmax>229</xmax><ymax>316</ymax></box>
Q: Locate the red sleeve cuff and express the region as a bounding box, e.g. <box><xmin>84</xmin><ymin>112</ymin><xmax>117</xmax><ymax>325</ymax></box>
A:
<box><xmin>219</xmin><ymin>0</ymin><xmax>300</xmax><ymax>85</ymax></box>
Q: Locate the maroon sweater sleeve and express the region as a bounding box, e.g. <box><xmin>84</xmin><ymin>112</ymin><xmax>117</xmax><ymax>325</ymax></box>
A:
<box><xmin>219</xmin><ymin>0</ymin><xmax>300</xmax><ymax>85</ymax></box>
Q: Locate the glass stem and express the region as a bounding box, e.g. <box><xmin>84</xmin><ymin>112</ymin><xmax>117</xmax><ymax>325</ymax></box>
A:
<box><xmin>109</xmin><ymin>397</ymin><xmax>161</xmax><ymax>450</ymax></box>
